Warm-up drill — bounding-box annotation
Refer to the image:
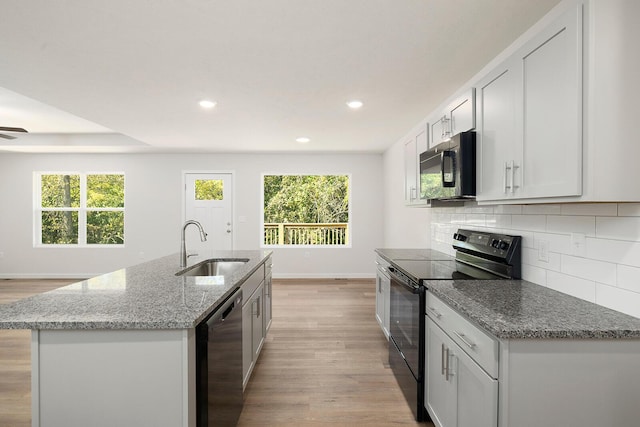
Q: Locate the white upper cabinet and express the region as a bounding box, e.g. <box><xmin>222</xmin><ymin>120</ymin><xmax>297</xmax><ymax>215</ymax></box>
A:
<box><xmin>476</xmin><ymin>2</ymin><xmax>583</xmax><ymax>202</ymax></box>
<box><xmin>429</xmin><ymin>88</ymin><xmax>476</xmax><ymax>148</ymax></box>
<box><xmin>404</xmin><ymin>121</ymin><xmax>429</xmax><ymax>206</ymax></box>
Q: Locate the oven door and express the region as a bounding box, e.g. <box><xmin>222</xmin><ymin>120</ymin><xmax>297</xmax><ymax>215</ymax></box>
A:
<box><xmin>388</xmin><ymin>268</ymin><xmax>423</xmax><ymax>378</ymax></box>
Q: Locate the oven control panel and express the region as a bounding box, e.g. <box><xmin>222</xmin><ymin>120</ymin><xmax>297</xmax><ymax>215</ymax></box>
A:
<box><xmin>453</xmin><ymin>229</ymin><xmax>520</xmax><ymax>260</ymax></box>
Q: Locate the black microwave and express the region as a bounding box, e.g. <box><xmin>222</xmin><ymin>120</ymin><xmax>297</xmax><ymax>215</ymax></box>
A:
<box><xmin>419</xmin><ymin>131</ymin><xmax>476</xmax><ymax>202</ymax></box>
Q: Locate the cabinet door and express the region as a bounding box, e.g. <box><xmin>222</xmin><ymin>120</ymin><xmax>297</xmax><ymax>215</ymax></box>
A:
<box><xmin>426</xmin><ymin>318</ymin><xmax>457</xmax><ymax>427</ymax></box>
<box><xmin>404</xmin><ymin>137</ymin><xmax>418</xmax><ymax>204</ymax></box>
<box><xmin>475</xmin><ymin>56</ymin><xmax>520</xmax><ymax>202</ymax></box>
<box><xmin>430</xmin><ymin>115</ymin><xmax>450</xmax><ymax>147</ymax></box>
<box><xmin>517</xmin><ymin>3</ymin><xmax>583</xmax><ymax>199</ymax></box>
<box><xmin>242</xmin><ymin>300</ymin><xmax>254</xmax><ymax>387</ymax></box>
<box><xmin>251</xmin><ymin>283</ymin><xmax>265</xmax><ymax>362</ymax></box>
<box><xmin>381</xmin><ymin>273</ymin><xmax>390</xmax><ymax>338</ymax></box>
<box><xmin>375</xmin><ymin>272</ymin><xmax>384</xmax><ymax>329</ymax></box>
<box><xmin>264</xmin><ymin>273</ymin><xmax>272</xmax><ymax>334</ymax></box>
<box><xmin>455</xmin><ymin>336</ymin><xmax>498</xmax><ymax>427</ymax></box>
<box><xmin>450</xmin><ymin>88</ymin><xmax>475</xmax><ymax>136</ymax></box>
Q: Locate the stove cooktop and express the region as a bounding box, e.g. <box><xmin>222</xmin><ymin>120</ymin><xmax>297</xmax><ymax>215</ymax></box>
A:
<box><xmin>392</xmin><ymin>259</ymin><xmax>502</xmax><ymax>282</ymax></box>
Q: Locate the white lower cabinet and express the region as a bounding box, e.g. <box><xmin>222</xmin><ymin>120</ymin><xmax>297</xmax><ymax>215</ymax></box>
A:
<box><xmin>425</xmin><ymin>318</ymin><xmax>498</xmax><ymax>427</ymax></box>
<box><xmin>425</xmin><ymin>291</ymin><xmax>640</xmax><ymax>427</ymax></box>
<box><xmin>242</xmin><ymin>264</ymin><xmax>268</xmax><ymax>390</ymax></box>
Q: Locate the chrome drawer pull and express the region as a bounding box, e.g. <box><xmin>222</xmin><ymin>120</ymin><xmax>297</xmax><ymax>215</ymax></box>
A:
<box><xmin>454</xmin><ymin>331</ymin><xmax>477</xmax><ymax>349</ymax></box>
<box><xmin>441</xmin><ymin>343</ymin><xmax>446</xmax><ymax>376</ymax></box>
<box><xmin>427</xmin><ymin>307</ymin><xmax>442</xmax><ymax>319</ymax></box>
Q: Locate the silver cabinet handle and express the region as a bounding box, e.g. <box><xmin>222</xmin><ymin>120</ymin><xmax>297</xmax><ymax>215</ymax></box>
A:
<box><xmin>427</xmin><ymin>307</ymin><xmax>442</xmax><ymax>319</ymax></box>
<box><xmin>444</xmin><ymin>346</ymin><xmax>451</xmax><ymax>380</ymax></box>
<box><xmin>503</xmin><ymin>162</ymin><xmax>508</xmax><ymax>194</ymax></box>
<box><xmin>454</xmin><ymin>331</ymin><xmax>477</xmax><ymax>349</ymax></box>
<box><xmin>441</xmin><ymin>343</ymin><xmax>446</xmax><ymax>376</ymax></box>
<box><xmin>510</xmin><ymin>160</ymin><xmax>519</xmax><ymax>194</ymax></box>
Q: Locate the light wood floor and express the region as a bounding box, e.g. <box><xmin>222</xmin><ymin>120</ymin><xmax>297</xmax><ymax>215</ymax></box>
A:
<box><xmin>0</xmin><ymin>278</ymin><xmax>431</xmax><ymax>426</ymax></box>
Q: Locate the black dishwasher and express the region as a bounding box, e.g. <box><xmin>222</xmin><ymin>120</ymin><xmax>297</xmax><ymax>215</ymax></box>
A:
<box><xmin>196</xmin><ymin>288</ymin><xmax>243</xmax><ymax>427</ymax></box>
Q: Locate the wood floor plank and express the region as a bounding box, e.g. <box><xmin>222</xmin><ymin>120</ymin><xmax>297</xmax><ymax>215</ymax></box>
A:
<box><xmin>0</xmin><ymin>278</ymin><xmax>432</xmax><ymax>426</ymax></box>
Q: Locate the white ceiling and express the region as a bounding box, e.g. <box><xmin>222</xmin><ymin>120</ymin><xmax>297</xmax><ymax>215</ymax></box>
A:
<box><xmin>0</xmin><ymin>0</ymin><xmax>560</xmax><ymax>153</ymax></box>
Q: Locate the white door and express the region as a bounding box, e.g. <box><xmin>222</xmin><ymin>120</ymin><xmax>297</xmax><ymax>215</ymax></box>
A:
<box><xmin>184</xmin><ymin>173</ymin><xmax>233</xmax><ymax>252</ymax></box>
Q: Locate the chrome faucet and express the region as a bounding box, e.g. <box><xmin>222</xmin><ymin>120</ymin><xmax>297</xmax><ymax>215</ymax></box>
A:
<box><xmin>180</xmin><ymin>220</ymin><xmax>208</xmax><ymax>267</ymax></box>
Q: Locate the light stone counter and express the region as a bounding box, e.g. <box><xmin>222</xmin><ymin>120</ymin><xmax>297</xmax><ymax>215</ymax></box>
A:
<box><xmin>0</xmin><ymin>250</ymin><xmax>272</xmax><ymax>330</ymax></box>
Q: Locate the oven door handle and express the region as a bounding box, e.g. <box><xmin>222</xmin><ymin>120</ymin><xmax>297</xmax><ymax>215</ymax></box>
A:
<box><xmin>388</xmin><ymin>267</ymin><xmax>422</xmax><ymax>294</ymax></box>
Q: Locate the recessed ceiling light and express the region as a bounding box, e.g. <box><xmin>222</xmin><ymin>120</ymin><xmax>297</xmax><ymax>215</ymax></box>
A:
<box><xmin>346</xmin><ymin>100</ymin><xmax>363</xmax><ymax>109</ymax></box>
<box><xmin>199</xmin><ymin>100</ymin><xmax>217</xmax><ymax>109</ymax></box>
<box><xmin>295</xmin><ymin>137</ymin><xmax>310</xmax><ymax>144</ymax></box>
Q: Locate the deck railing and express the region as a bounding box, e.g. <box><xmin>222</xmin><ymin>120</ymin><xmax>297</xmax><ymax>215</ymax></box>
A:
<box><xmin>264</xmin><ymin>223</ymin><xmax>349</xmax><ymax>245</ymax></box>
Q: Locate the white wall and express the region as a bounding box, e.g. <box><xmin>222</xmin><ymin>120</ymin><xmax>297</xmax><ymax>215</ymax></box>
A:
<box><xmin>0</xmin><ymin>152</ymin><xmax>383</xmax><ymax>279</ymax></box>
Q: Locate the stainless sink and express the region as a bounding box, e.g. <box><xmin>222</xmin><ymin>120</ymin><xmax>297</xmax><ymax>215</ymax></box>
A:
<box><xmin>176</xmin><ymin>258</ymin><xmax>250</xmax><ymax>277</ymax></box>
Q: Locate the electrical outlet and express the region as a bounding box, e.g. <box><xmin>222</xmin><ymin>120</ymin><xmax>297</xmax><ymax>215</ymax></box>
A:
<box><xmin>538</xmin><ymin>240</ymin><xmax>549</xmax><ymax>263</ymax></box>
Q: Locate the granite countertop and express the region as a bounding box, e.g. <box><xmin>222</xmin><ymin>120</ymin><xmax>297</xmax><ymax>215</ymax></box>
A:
<box><xmin>425</xmin><ymin>279</ymin><xmax>640</xmax><ymax>340</ymax></box>
<box><xmin>0</xmin><ymin>250</ymin><xmax>272</xmax><ymax>330</ymax></box>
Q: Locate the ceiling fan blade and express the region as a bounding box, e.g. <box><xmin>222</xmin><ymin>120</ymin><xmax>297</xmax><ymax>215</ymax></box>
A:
<box><xmin>0</xmin><ymin>126</ymin><xmax>28</xmax><ymax>133</ymax></box>
<box><xmin>0</xmin><ymin>133</ymin><xmax>17</xmax><ymax>140</ymax></box>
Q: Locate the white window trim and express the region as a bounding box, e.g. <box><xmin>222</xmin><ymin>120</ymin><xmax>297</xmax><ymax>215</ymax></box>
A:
<box><xmin>260</xmin><ymin>172</ymin><xmax>353</xmax><ymax>249</ymax></box>
<box><xmin>34</xmin><ymin>171</ymin><xmax>126</xmax><ymax>248</ymax></box>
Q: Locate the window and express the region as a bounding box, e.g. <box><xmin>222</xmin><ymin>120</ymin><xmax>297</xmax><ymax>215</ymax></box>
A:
<box><xmin>36</xmin><ymin>172</ymin><xmax>125</xmax><ymax>246</ymax></box>
<box><xmin>262</xmin><ymin>174</ymin><xmax>350</xmax><ymax>246</ymax></box>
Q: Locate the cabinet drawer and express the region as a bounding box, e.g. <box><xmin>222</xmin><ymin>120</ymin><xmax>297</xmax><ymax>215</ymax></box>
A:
<box><xmin>425</xmin><ymin>292</ymin><xmax>499</xmax><ymax>378</ymax></box>
<box><xmin>375</xmin><ymin>256</ymin><xmax>390</xmax><ymax>274</ymax></box>
<box><xmin>265</xmin><ymin>257</ymin><xmax>273</xmax><ymax>278</ymax></box>
<box><xmin>242</xmin><ymin>265</ymin><xmax>265</xmax><ymax>304</ymax></box>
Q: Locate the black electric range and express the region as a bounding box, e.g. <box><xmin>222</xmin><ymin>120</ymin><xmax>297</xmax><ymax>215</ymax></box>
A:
<box><xmin>387</xmin><ymin>229</ymin><xmax>522</xmax><ymax>422</ymax></box>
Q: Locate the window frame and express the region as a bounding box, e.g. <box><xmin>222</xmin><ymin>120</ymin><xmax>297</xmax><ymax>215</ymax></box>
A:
<box><xmin>34</xmin><ymin>171</ymin><xmax>126</xmax><ymax>248</ymax></box>
<box><xmin>260</xmin><ymin>172</ymin><xmax>352</xmax><ymax>249</ymax></box>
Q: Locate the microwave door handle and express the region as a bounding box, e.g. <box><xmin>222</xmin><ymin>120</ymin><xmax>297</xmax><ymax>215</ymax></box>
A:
<box><xmin>441</xmin><ymin>150</ymin><xmax>455</xmax><ymax>188</ymax></box>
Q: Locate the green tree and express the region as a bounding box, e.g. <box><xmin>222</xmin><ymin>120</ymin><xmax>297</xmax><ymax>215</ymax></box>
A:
<box><xmin>263</xmin><ymin>175</ymin><xmax>349</xmax><ymax>223</ymax></box>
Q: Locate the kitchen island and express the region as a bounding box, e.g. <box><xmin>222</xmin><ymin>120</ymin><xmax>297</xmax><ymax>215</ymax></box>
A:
<box><xmin>0</xmin><ymin>250</ymin><xmax>272</xmax><ymax>427</ymax></box>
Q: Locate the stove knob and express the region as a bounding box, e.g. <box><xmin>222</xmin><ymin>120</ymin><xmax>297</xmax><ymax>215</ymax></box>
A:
<box><xmin>491</xmin><ymin>239</ymin><xmax>499</xmax><ymax>248</ymax></box>
<box><xmin>499</xmin><ymin>241</ymin><xmax>509</xmax><ymax>250</ymax></box>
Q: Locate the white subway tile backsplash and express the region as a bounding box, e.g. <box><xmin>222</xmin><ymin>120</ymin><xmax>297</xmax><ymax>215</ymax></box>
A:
<box><xmin>522</xmin><ymin>264</ymin><xmax>547</xmax><ymax>286</ymax></box>
<box><xmin>595</xmin><ymin>283</ymin><xmax>640</xmax><ymax>319</ymax></box>
<box><xmin>561</xmin><ymin>203</ymin><xmax>618</xmax><ymax>216</ymax></box>
<box><xmin>493</xmin><ymin>205</ymin><xmax>523</xmax><ymax>214</ymax></box>
<box><xmin>560</xmin><ymin>255</ymin><xmax>616</xmax><ymax>286</ymax></box>
<box><xmin>463</xmin><ymin>206</ymin><xmax>495</xmax><ymax>214</ymax></box>
<box><xmin>586</xmin><ymin>238</ymin><xmax>640</xmax><ymax>268</ymax></box>
<box><xmin>464</xmin><ymin>214</ymin><xmax>486</xmax><ymax>227</ymax></box>
<box><xmin>523</xmin><ymin>204</ymin><xmax>562</xmax><ymax>215</ymax></box>
<box><xmin>596</xmin><ymin>217</ymin><xmax>640</xmax><ymax>242</ymax></box>
<box><xmin>485</xmin><ymin>214</ymin><xmax>512</xmax><ymax>229</ymax></box>
<box><xmin>522</xmin><ymin>248</ymin><xmax>561</xmax><ymax>272</ymax></box>
<box><xmin>616</xmin><ymin>265</ymin><xmax>640</xmax><ymax>294</ymax></box>
<box><xmin>451</xmin><ymin>214</ymin><xmax>466</xmax><ymax>224</ymax></box>
<box><xmin>533</xmin><ymin>232</ymin><xmax>572</xmax><ymax>254</ymax></box>
<box><xmin>546</xmin><ymin>271</ymin><xmax>596</xmax><ymax>303</ymax></box>
<box><xmin>511</xmin><ymin>214</ymin><xmax>546</xmax><ymax>232</ymax></box>
<box><xmin>546</xmin><ymin>215</ymin><xmax>596</xmax><ymax>236</ymax></box>
<box><xmin>617</xmin><ymin>203</ymin><xmax>640</xmax><ymax>217</ymax></box>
